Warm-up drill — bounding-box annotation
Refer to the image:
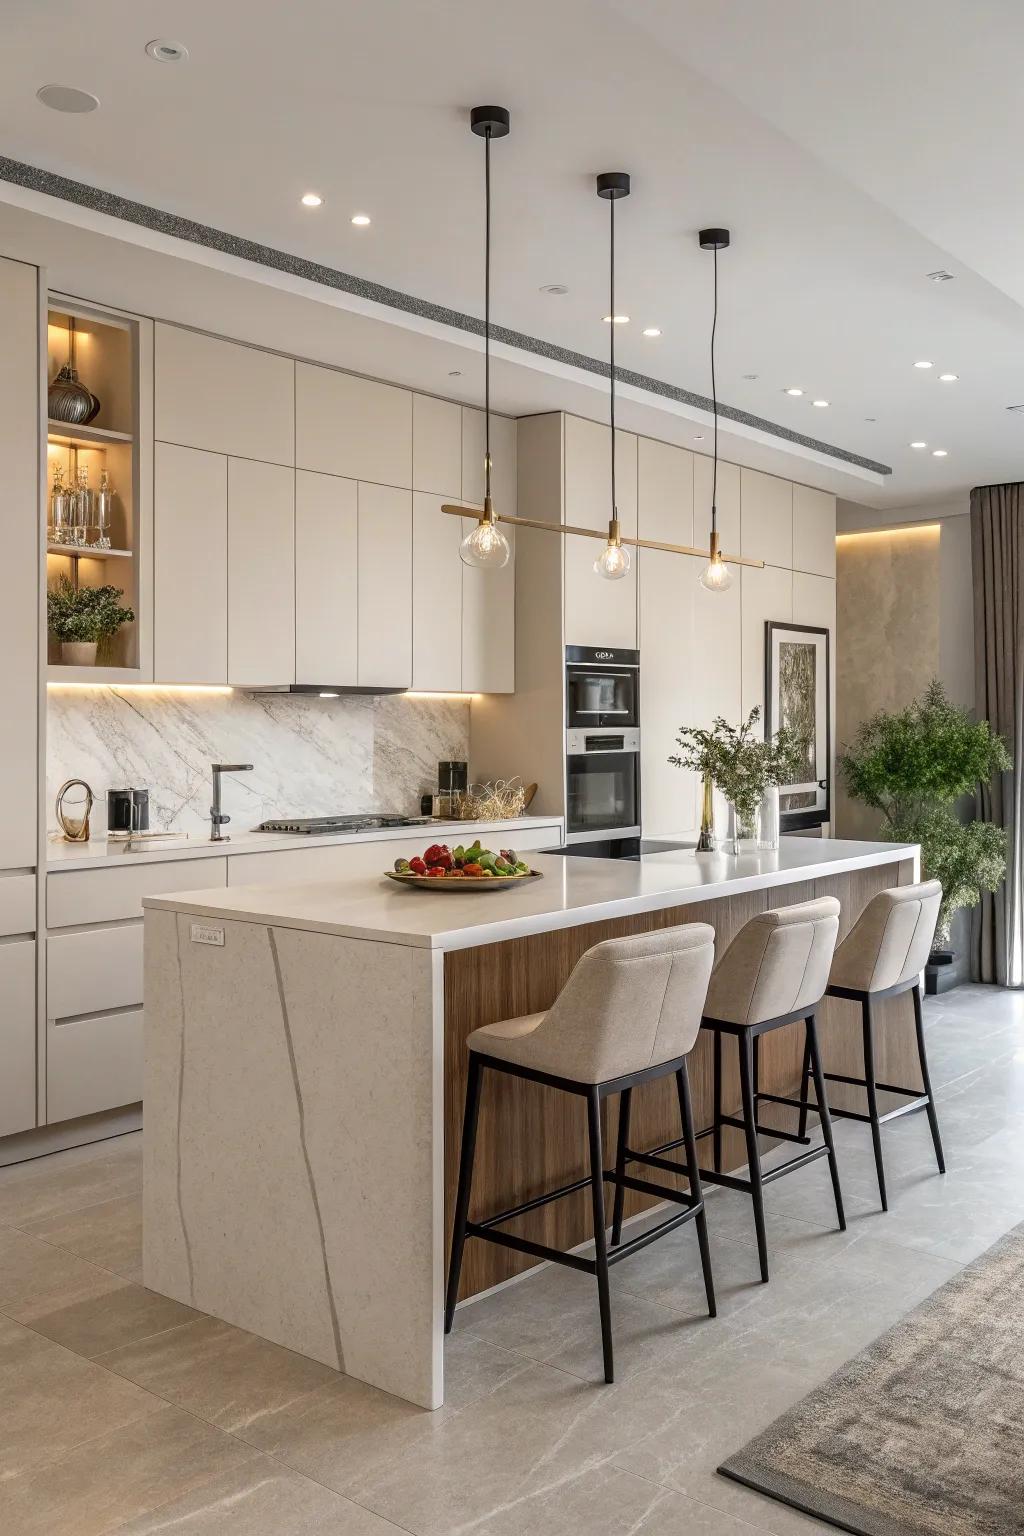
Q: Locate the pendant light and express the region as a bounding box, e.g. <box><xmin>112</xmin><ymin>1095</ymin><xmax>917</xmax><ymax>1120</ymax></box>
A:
<box><xmin>698</xmin><ymin>227</ymin><xmax>733</xmax><ymax>593</ymax></box>
<box><xmin>594</xmin><ymin>172</ymin><xmax>631</xmax><ymax>581</ymax></box>
<box><xmin>459</xmin><ymin>105</ymin><xmax>512</xmax><ymax>570</ymax></box>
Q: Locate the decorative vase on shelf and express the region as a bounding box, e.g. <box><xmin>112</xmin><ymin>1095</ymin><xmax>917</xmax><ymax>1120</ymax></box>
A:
<box><xmin>757</xmin><ymin>785</ymin><xmax>780</xmax><ymax>850</ymax></box>
<box><xmin>724</xmin><ymin>800</ymin><xmax>758</xmax><ymax>856</ymax></box>
<box><xmin>695</xmin><ymin>771</ymin><xmax>716</xmax><ymax>852</ymax></box>
<box><xmin>47</xmin><ymin>318</ymin><xmax>100</xmax><ymax>425</ymax></box>
<box><xmin>61</xmin><ymin>640</ymin><xmax>98</xmax><ymax>667</ymax></box>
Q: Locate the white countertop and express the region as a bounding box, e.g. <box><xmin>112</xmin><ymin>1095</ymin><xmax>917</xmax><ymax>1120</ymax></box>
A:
<box><xmin>143</xmin><ymin>837</ymin><xmax>919</xmax><ymax>952</ymax></box>
<box><xmin>47</xmin><ymin>815</ymin><xmax>562</xmax><ymax>872</ymax></box>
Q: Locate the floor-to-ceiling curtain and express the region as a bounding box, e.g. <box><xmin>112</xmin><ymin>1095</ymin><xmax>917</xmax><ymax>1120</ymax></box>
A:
<box><xmin>972</xmin><ymin>484</ymin><xmax>1024</xmax><ymax>985</ymax></box>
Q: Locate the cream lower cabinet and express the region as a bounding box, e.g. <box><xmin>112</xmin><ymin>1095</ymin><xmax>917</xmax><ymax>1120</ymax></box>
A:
<box><xmin>358</xmin><ymin>482</ymin><xmax>412</xmax><ymax>689</ymax></box>
<box><xmin>0</xmin><ymin>941</ymin><xmax>36</xmax><ymax>1138</ymax></box>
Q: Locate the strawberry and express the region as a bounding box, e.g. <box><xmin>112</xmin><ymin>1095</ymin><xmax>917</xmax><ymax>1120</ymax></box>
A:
<box><xmin>409</xmin><ymin>857</ymin><xmax>428</xmax><ymax>875</ymax></box>
<box><xmin>426</xmin><ymin>865</ymin><xmax>446</xmax><ymax>877</ymax></box>
<box><xmin>424</xmin><ymin>843</ymin><xmax>453</xmax><ymax>870</ymax></box>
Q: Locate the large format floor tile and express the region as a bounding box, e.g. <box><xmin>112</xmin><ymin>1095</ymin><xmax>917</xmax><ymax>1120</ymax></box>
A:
<box><xmin>21</xmin><ymin>1192</ymin><xmax>144</xmax><ymax>1281</ymax></box>
<box><xmin>0</xmin><ymin>1133</ymin><xmax>141</xmax><ymax>1229</ymax></box>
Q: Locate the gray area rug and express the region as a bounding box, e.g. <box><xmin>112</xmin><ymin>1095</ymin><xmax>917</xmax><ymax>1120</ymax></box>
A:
<box><xmin>719</xmin><ymin>1222</ymin><xmax>1024</xmax><ymax>1535</ymax></box>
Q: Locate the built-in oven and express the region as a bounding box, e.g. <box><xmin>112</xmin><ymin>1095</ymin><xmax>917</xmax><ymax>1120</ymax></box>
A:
<box><xmin>565</xmin><ymin>727</ymin><xmax>641</xmax><ymax>841</ymax></box>
<box><xmin>565</xmin><ymin>645</ymin><xmax>639</xmax><ymax>730</ymax></box>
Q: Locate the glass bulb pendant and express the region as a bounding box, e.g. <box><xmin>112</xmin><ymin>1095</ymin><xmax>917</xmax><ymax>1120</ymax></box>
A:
<box><xmin>699</xmin><ymin>527</ymin><xmax>733</xmax><ymax>592</ymax></box>
<box><xmin>594</xmin><ymin>517</ymin><xmax>630</xmax><ymax>581</ymax></box>
<box><xmin>459</xmin><ymin>497</ymin><xmax>510</xmax><ymax>569</ymax></box>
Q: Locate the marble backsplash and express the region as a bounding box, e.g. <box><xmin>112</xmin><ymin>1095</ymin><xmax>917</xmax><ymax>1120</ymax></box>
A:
<box><xmin>47</xmin><ymin>688</ymin><xmax>470</xmax><ymax>837</ymax></box>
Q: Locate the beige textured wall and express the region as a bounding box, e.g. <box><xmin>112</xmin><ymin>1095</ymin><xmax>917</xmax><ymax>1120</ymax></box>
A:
<box><xmin>835</xmin><ymin>524</ymin><xmax>941</xmax><ymax>838</ymax></box>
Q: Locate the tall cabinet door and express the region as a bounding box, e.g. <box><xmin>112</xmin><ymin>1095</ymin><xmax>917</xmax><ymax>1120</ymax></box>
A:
<box><xmin>295</xmin><ymin>470</ymin><xmax>358</xmax><ymax>686</ymax></box>
<box><xmin>461</xmin><ymin>409</ymin><xmax>516</xmax><ymax>693</ymax></box>
<box><xmin>563</xmin><ymin>415</ymin><xmax>638</xmax><ymax>649</ymax></box>
<box><xmin>357</xmin><ymin>483</ymin><xmax>412</xmax><ymax>689</ymax></box>
<box><xmin>154</xmin><ymin>442</ymin><xmax>228</xmax><ymax>683</ymax></box>
<box><xmin>227</xmin><ymin>459</ymin><xmax>295</xmax><ymax>687</ymax></box>
<box><xmin>412</xmin><ymin>493</ymin><xmax>462</xmax><ymax>691</ymax></box>
<box><xmin>0</xmin><ymin>256</ymin><xmax>39</xmax><ymax>869</ymax></box>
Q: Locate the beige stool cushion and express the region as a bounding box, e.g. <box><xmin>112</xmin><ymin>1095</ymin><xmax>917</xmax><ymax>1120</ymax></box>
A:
<box><xmin>467</xmin><ymin>923</ymin><xmax>715</xmax><ymax>1084</ymax></box>
<box><xmin>704</xmin><ymin>897</ymin><xmax>841</xmax><ymax>1027</ymax></box>
<box><xmin>829</xmin><ymin>880</ymin><xmax>942</xmax><ymax>994</ymax></box>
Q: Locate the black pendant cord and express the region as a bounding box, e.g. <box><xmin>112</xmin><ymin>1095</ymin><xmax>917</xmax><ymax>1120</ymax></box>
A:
<box><xmin>609</xmin><ymin>193</ymin><xmax>616</xmax><ymax>522</ymax></box>
<box><xmin>710</xmin><ymin>244</ymin><xmax>718</xmax><ymax>538</ymax></box>
<box><xmin>484</xmin><ymin>126</ymin><xmax>492</xmax><ymax>504</ymax></box>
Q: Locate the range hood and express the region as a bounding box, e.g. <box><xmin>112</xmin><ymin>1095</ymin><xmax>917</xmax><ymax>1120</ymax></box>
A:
<box><xmin>243</xmin><ymin>683</ymin><xmax>408</xmax><ymax>697</ymax></box>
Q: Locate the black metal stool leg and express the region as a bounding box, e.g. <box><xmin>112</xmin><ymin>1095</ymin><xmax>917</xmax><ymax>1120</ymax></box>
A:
<box><xmin>862</xmin><ymin>996</ymin><xmax>888</xmax><ymax>1211</ymax></box>
<box><xmin>738</xmin><ymin>1031</ymin><xmax>769</xmax><ymax>1282</ymax></box>
<box><xmin>586</xmin><ymin>1086</ymin><xmax>614</xmax><ymax>1383</ymax></box>
<box><xmin>913</xmin><ymin>982</ymin><xmax>946</xmax><ymax>1174</ymax></box>
<box><xmin>806</xmin><ymin>1014</ymin><xmax>846</xmax><ymax>1232</ymax></box>
<box><xmin>713</xmin><ymin>1028</ymin><xmax>723</xmax><ymax>1173</ymax></box>
<box><xmin>444</xmin><ymin>1054</ymin><xmax>483</xmax><ymax>1333</ymax></box>
<box><xmin>676</xmin><ymin>1063</ymin><xmax>716</xmax><ymax>1317</ymax></box>
<box><xmin>611</xmin><ymin>1087</ymin><xmax>632</xmax><ymax>1246</ymax></box>
<box><xmin>797</xmin><ymin>1034</ymin><xmax>812</xmax><ymax>1141</ymax></box>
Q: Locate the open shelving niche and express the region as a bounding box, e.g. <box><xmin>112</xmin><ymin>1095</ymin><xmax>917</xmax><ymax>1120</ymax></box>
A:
<box><xmin>45</xmin><ymin>300</ymin><xmax>142</xmax><ymax>683</ymax></box>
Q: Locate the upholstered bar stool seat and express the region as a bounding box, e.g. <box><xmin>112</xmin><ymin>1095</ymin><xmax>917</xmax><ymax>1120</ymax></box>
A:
<box><xmin>616</xmin><ymin>898</ymin><xmax>844</xmax><ymax>1284</ymax></box>
<box><xmin>806</xmin><ymin>880</ymin><xmax>945</xmax><ymax>1210</ymax></box>
<box><xmin>445</xmin><ymin>924</ymin><xmax>718</xmax><ymax>1383</ymax></box>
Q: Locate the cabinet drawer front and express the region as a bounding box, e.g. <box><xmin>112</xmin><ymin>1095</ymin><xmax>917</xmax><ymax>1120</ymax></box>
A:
<box><xmin>0</xmin><ymin>939</ymin><xmax>36</xmax><ymax>1139</ymax></box>
<box><xmin>47</xmin><ymin>926</ymin><xmax>143</xmax><ymax>1020</ymax></box>
<box><xmin>48</xmin><ymin>857</ymin><xmax>227</xmax><ymax>930</ymax></box>
<box><xmin>0</xmin><ymin>874</ymin><xmax>35</xmax><ymax>937</ymax></box>
<box><xmin>48</xmin><ymin>1008</ymin><xmax>143</xmax><ymax>1124</ymax></box>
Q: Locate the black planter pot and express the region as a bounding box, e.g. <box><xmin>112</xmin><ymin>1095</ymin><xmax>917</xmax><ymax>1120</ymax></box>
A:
<box><xmin>924</xmin><ymin>948</ymin><xmax>958</xmax><ymax>996</ymax></box>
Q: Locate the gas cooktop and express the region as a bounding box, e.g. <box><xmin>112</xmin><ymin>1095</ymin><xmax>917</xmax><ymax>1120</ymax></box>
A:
<box><xmin>257</xmin><ymin>814</ymin><xmax>434</xmax><ymax>836</ymax></box>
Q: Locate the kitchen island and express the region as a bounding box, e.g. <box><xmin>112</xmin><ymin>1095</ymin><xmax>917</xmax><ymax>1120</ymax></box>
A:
<box><xmin>142</xmin><ymin>837</ymin><xmax>918</xmax><ymax>1409</ymax></box>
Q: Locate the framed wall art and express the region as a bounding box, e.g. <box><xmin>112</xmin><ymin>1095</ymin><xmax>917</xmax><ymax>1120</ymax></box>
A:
<box><xmin>764</xmin><ymin>621</ymin><xmax>830</xmax><ymax>831</ymax></box>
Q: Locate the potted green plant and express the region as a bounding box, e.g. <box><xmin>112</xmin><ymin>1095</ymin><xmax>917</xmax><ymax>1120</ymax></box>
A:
<box><xmin>670</xmin><ymin>707</ymin><xmax>805</xmax><ymax>852</ymax></box>
<box><xmin>47</xmin><ymin>573</ymin><xmax>135</xmax><ymax>667</ymax></box>
<box><xmin>839</xmin><ymin>680</ymin><xmax>1010</xmax><ymax>984</ymax></box>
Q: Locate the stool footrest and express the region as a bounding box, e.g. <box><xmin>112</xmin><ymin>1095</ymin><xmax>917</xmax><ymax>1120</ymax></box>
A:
<box><xmin>607</xmin><ymin>1204</ymin><xmax>701</xmax><ymax>1264</ymax></box>
<box><xmin>699</xmin><ymin>1143</ymin><xmax>828</xmax><ymax>1192</ymax></box>
<box><xmin>818</xmin><ymin>1069</ymin><xmax>927</xmax><ymax>1100</ymax></box>
<box><xmin>718</xmin><ymin>1112</ymin><xmax>811</xmax><ymax>1146</ymax></box>
<box><xmin>474</xmin><ymin>1173</ymin><xmax>593</xmax><ymax>1231</ymax></box>
<box><xmin>464</xmin><ymin>1223</ymin><xmax>596</xmax><ymax>1275</ymax></box>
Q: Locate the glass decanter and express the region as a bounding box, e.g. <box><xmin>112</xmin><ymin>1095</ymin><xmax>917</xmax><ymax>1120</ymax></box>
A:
<box><xmin>73</xmin><ymin>463</ymin><xmax>90</xmax><ymax>547</ymax></box>
<box><xmin>50</xmin><ymin>462</ymin><xmax>72</xmax><ymax>544</ymax></box>
<box><xmin>95</xmin><ymin>468</ymin><xmax>113</xmax><ymax>549</ymax></box>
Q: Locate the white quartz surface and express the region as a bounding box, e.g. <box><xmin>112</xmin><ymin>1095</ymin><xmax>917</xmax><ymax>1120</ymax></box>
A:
<box><xmin>144</xmin><ymin>837</ymin><xmax>918</xmax><ymax>952</ymax></box>
<box><xmin>47</xmin><ymin>815</ymin><xmax>561</xmax><ymax>871</ymax></box>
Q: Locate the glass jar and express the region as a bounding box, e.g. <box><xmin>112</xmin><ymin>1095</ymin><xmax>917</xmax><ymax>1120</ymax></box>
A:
<box><xmin>757</xmin><ymin>785</ymin><xmax>780</xmax><ymax>850</ymax></box>
<box><xmin>724</xmin><ymin>800</ymin><xmax>759</xmax><ymax>856</ymax></box>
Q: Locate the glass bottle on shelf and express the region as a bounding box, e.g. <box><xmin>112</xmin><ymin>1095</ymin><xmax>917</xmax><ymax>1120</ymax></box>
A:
<box><xmin>73</xmin><ymin>463</ymin><xmax>90</xmax><ymax>547</ymax></box>
<box><xmin>95</xmin><ymin>468</ymin><xmax>113</xmax><ymax>549</ymax></box>
<box><xmin>49</xmin><ymin>462</ymin><xmax>71</xmax><ymax>544</ymax></box>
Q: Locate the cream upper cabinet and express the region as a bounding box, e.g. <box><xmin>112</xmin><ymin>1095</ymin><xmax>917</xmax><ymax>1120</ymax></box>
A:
<box><xmin>462</xmin><ymin>518</ymin><xmax>515</xmax><ymax>694</ymax></box>
<box><xmin>227</xmin><ymin>459</ymin><xmax>295</xmax><ymax>687</ymax></box>
<box><xmin>295</xmin><ymin>470</ymin><xmax>358</xmax><ymax>686</ymax></box>
<box><xmin>0</xmin><ymin>940</ymin><xmax>35</xmax><ymax>1138</ymax></box>
<box><xmin>358</xmin><ymin>483</ymin><xmax>412</xmax><ymax>688</ymax></box>
<box><xmin>793</xmin><ymin>484</ymin><xmax>837</xmax><ymax>577</ymax></box>
<box><xmin>0</xmin><ymin>256</ymin><xmax>39</xmax><ymax>869</ymax></box>
<box><xmin>638</xmin><ymin>437</ymin><xmax>693</xmax><ymax>545</ymax></box>
<box><xmin>296</xmin><ymin>363</ymin><xmax>412</xmax><ymax>488</ymax></box>
<box><xmin>563</xmin><ymin>415</ymin><xmax>637</xmax><ymax>649</ymax></box>
<box><xmin>412</xmin><ymin>494</ymin><xmax>463</xmax><ymax>691</ymax></box>
<box><xmin>155</xmin><ymin>323</ymin><xmax>294</xmax><ymax>465</ymax></box>
<box><xmin>741</xmin><ymin>468</ymin><xmax>793</xmax><ymax>567</ymax></box>
<box><xmin>462</xmin><ymin>408</ymin><xmax>516</xmax><ymax>514</ymax></box>
<box><xmin>413</xmin><ymin>395</ymin><xmax>462</xmax><ymax>497</ymax></box>
<box><xmin>154</xmin><ymin>442</ymin><xmax>228</xmax><ymax>684</ymax></box>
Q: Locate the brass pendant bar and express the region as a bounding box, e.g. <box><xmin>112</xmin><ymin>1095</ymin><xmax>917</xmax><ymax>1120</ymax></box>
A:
<box><xmin>440</xmin><ymin>503</ymin><xmax>764</xmax><ymax>570</ymax></box>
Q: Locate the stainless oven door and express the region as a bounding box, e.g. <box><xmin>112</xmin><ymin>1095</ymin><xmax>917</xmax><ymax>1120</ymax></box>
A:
<box><xmin>565</xmin><ymin>731</ymin><xmax>640</xmax><ymax>841</ymax></box>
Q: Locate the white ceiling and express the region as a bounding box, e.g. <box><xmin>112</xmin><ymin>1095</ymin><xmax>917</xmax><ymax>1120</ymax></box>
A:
<box><xmin>1</xmin><ymin>0</ymin><xmax>1021</xmax><ymax>508</ymax></box>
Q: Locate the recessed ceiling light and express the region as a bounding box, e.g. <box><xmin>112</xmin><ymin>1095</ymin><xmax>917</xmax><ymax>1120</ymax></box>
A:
<box><xmin>784</xmin><ymin>387</ymin><xmax>804</xmax><ymax>396</ymax></box>
<box><xmin>301</xmin><ymin>192</ymin><xmax>323</xmax><ymax>207</ymax></box>
<box><xmin>540</xmin><ymin>284</ymin><xmax>569</xmax><ymax>295</ymax></box>
<box><xmin>932</xmin><ymin>449</ymin><xmax>948</xmax><ymax>457</ymax></box>
<box><xmin>939</xmin><ymin>372</ymin><xmax>959</xmax><ymax>382</ymax></box>
<box><xmin>927</xmin><ymin>269</ymin><xmax>955</xmax><ymax>282</ymax></box>
<box><xmin>914</xmin><ymin>360</ymin><xmax>933</xmax><ymax>369</ymax></box>
<box><xmin>910</xmin><ymin>441</ymin><xmax>927</xmax><ymax>449</ymax></box>
<box><xmin>864</xmin><ymin>417</ymin><xmax>877</xmax><ymax>423</ymax></box>
<box><xmin>812</xmin><ymin>399</ymin><xmax>830</xmax><ymax>408</ymax></box>
<box><xmin>603</xmin><ymin>314</ymin><xmax>630</xmax><ymax>324</ymax></box>
<box><xmin>742</xmin><ymin>373</ymin><xmax>759</xmax><ymax>381</ymax></box>
<box><xmin>36</xmin><ymin>84</ymin><xmax>99</xmax><ymax>113</ymax></box>
<box><xmin>351</xmin><ymin>213</ymin><xmax>371</xmax><ymax>226</ymax></box>
<box><xmin>693</xmin><ymin>433</ymin><xmax>706</xmax><ymax>441</ymax></box>
<box><xmin>642</xmin><ymin>327</ymin><xmax>662</xmax><ymax>338</ymax></box>
<box><xmin>145</xmin><ymin>39</ymin><xmax>189</xmax><ymax>62</ymax></box>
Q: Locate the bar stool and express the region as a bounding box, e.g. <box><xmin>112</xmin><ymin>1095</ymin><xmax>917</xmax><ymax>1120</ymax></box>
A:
<box><xmin>800</xmin><ymin>880</ymin><xmax>946</xmax><ymax>1212</ymax></box>
<box><xmin>618</xmin><ymin>899</ymin><xmax>843</xmax><ymax>1284</ymax></box>
<box><xmin>445</xmin><ymin>923</ymin><xmax>717</xmax><ymax>1384</ymax></box>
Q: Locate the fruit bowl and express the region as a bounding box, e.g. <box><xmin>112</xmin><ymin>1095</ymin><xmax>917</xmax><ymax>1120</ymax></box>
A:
<box><xmin>383</xmin><ymin>839</ymin><xmax>543</xmax><ymax>891</ymax></box>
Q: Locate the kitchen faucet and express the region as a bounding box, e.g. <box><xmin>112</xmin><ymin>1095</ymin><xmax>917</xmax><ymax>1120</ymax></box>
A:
<box><xmin>210</xmin><ymin>763</ymin><xmax>254</xmax><ymax>842</ymax></box>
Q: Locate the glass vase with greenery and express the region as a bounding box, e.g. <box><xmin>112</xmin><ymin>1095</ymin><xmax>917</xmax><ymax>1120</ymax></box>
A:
<box><xmin>669</xmin><ymin>707</ymin><xmax>805</xmax><ymax>848</ymax></box>
<box><xmin>47</xmin><ymin>573</ymin><xmax>135</xmax><ymax>661</ymax></box>
<box><xmin>839</xmin><ymin>680</ymin><xmax>1010</xmax><ymax>950</ymax></box>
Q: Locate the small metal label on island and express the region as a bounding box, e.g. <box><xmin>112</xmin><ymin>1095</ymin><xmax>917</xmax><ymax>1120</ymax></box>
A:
<box><xmin>190</xmin><ymin>922</ymin><xmax>225</xmax><ymax>947</ymax></box>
